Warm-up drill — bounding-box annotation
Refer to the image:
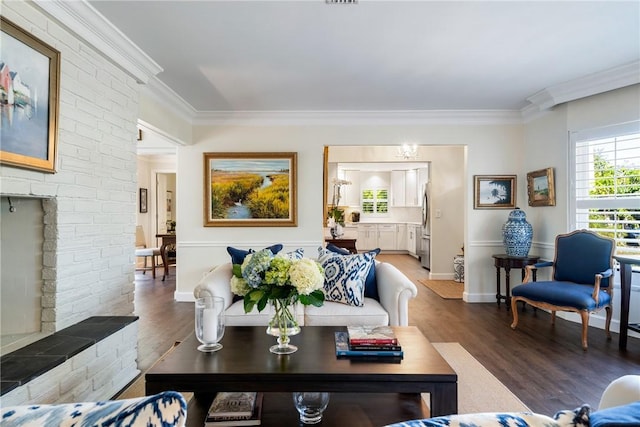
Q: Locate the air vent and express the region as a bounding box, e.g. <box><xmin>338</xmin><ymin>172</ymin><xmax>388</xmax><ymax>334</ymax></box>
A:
<box><xmin>326</xmin><ymin>0</ymin><xmax>358</xmax><ymax>4</ymax></box>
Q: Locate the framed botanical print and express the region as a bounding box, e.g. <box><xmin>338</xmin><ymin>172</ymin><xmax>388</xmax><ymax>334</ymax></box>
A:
<box><xmin>139</xmin><ymin>188</ymin><xmax>148</xmax><ymax>213</ymax></box>
<box><xmin>527</xmin><ymin>167</ymin><xmax>556</xmax><ymax>207</ymax></box>
<box><xmin>0</xmin><ymin>17</ymin><xmax>60</xmax><ymax>173</ymax></box>
<box><xmin>204</xmin><ymin>152</ymin><xmax>297</xmax><ymax>227</ymax></box>
<box><xmin>474</xmin><ymin>175</ymin><xmax>517</xmax><ymax>209</ymax></box>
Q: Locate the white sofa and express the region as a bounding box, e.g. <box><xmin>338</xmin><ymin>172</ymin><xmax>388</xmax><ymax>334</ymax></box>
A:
<box><xmin>194</xmin><ymin>261</ymin><xmax>418</xmax><ymax>327</ymax></box>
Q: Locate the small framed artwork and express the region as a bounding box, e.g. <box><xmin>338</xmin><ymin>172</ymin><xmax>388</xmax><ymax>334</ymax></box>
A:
<box><xmin>0</xmin><ymin>17</ymin><xmax>60</xmax><ymax>173</ymax></box>
<box><xmin>139</xmin><ymin>188</ymin><xmax>148</xmax><ymax>213</ymax></box>
<box><xmin>204</xmin><ymin>152</ymin><xmax>297</xmax><ymax>227</ymax></box>
<box><xmin>527</xmin><ymin>167</ymin><xmax>556</xmax><ymax>207</ymax></box>
<box><xmin>474</xmin><ymin>175</ymin><xmax>517</xmax><ymax>209</ymax></box>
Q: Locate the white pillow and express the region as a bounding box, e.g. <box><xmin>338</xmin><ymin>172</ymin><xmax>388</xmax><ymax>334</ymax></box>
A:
<box><xmin>317</xmin><ymin>247</ymin><xmax>375</xmax><ymax>307</ymax></box>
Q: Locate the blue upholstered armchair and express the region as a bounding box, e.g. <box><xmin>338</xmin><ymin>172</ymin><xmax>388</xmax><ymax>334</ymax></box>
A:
<box><xmin>510</xmin><ymin>229</ymin><xmax>615</xmax><ymax>350</ymax></box>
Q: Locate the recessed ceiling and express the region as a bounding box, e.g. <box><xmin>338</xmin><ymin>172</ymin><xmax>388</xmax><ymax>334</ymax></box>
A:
<box><xmin>88</xmin><ymin>1</ymin><xmax>640</xmax><ymax>114</ymax></box>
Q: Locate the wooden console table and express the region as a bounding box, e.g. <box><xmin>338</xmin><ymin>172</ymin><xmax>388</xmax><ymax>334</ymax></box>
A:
<box><xmin>156</xmin><ymin>233</ymin><xmax>176</xmax><ymax>281</ymax></box>
<box><xmin>492</xmin><ymin>254</ymin><xmax>540</xmax><ymax>310</ymax></box>
<box><xmin>325</xmin><ymin>238</ymin><xmax>358</xmax><ymax>254</ymax></box>
<box><xmin>614</xmin><ymin>255</ymin><xmax>640</xmax><ymax>350</ymax></box>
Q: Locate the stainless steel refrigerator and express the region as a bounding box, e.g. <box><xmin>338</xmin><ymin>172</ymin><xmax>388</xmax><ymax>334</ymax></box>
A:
<box><xmin>420</xmin><ymin>182</ymin><xmax>431</xmax><ymax>270</ymax></box>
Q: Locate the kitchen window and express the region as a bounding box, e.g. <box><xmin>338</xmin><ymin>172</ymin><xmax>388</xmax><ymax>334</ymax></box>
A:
<box><xmin>570</xmin><ymin>121</ymin><xmax>640</xmax><ymax>256</ymax></box>
<box><xmin>361</xmin><ymin>188</ymin><xmax>389</xmax><ymax>215</ymax></box>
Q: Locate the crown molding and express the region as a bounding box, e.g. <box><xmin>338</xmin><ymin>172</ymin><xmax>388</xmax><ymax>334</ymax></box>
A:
<box><xmin>525</xmin><ymin>61</ymin><xmax>640</xmax><ymax>114</ymax></box>
<box><xmin>140</xmin><ymin>77</ymin><xmax>198</xmax><ymax>123</ymax></box>
<box><xmin>33</xmin><ymin>0</ymin><xmax>162</xmax><ymax>84</ymax></box>
<box><xmin>191</xmin><ymin>109</ymin><xmax>524</xmax><ymax>126</ymax></box>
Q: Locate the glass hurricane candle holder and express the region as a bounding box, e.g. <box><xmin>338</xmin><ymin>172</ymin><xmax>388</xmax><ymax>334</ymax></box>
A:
<box><xmin>195</xmin><ymin>296</ymin><xmax>225</xmax><ymax>352</ymax></box>
<box><xmin>292</xmin><ymin>392</ymin><xmax>330</xmax><ymax>424</ymax></box>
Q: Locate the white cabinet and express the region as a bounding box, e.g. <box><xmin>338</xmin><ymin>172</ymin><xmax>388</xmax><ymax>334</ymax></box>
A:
<box><xmin>407</xmin><ymin>225</ymin><xmax>417</xmax><ymax>255</ymax></box>
<box><xmin>342</xmin><ymin>170</ymin><xmax>360</xmax><ymax>207</ymax></box>
<box><xmin>390</xmin><ymin>171</ymin><xmax>406</xmax><ymax>207</ymax></box>
<box><xmin>397</xmin><ymin>224</ymin><xmax>407</xmax><ymax>251</ymax></box>
<box><xmin>377</xmin><ymin>224</ymin><xmax>397</xmax><ymax>250</ymax></box>
<box><xmin>357</xmin><ymin>224</ymin><xmax>378</xmax><ymax>251</ymax></box>
<box><xmin>405</xmin><ymin>169</ymin><xmax>419</xmax><ymax>206</ymax></box>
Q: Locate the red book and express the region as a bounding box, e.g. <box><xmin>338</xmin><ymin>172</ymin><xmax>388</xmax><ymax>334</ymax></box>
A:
<box><xmin>347</xmin><ymin>326</ymin><xmax>398</xmax><ymax>345</ymax></box>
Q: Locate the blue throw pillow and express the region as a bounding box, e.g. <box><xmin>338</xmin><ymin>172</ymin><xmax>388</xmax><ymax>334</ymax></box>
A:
<box><xmin>318</xmin><ymin>247</ymin><xmax>376</xmax><ymax>307</ymax></box>
<box><xmin>326</xmin><ymin>244</ymin><xmax>380</xmax><ymax>301</ymax></box>
<box><xmin>590</xmin><ymin>401</ymin><xmax>640</xmax><ymax>427</ymax></box>
<box><xmin>227</xmin><ymin>244</ymin><xmax>283</xmax><ymax>265</ymax></box>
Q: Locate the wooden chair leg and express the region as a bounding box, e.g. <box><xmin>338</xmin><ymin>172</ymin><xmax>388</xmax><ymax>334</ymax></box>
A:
<box><xmin>151</xmin><ymin>256</ymin><xmax>156</xmax><ymax>279</ymax></box>
<box><xmin>551</xmin><ymin>311</ymin><xmax>556</xmax><ymax>325</ymax></box>
<box><xmin>510</xmin><ymin>298</ymin><xmax>520</xmax><ymax>329</ymax></box>
<box><xmin>605</xmin><ymin>306</ymin><xmax>612</xmax><ymax>340</ymax></box>
<box><xmin>580</xmin><ymin>311</ymin><xmax>589</xmax><ymax>350</ymax></box>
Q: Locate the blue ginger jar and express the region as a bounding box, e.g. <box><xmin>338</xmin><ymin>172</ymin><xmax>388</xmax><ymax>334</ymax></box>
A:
<box><xmin>502</xmin><ymin>208</ymin><xmax>533</xmax><ymax>257</ymax></box>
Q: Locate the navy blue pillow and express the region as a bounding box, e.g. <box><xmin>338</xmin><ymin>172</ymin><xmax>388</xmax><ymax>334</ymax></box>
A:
<box><xmin>590</xmin><ymin>401</ymin><xmax>640</xmax><ymax>427</ymax></box>
<box><xmin>227</xmin><ymin>244</ymin><xmax>283</xmax><ymax>265</ymax></box>
<box><xmin>325</xmin><ymin>244</ymin><xmax>380</xmax><ymax>301</ymax></box>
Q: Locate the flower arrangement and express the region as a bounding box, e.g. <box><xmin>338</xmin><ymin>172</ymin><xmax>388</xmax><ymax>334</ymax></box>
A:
<box><xmin>230</xmin><ymin>248</ymin><xmax>325</xmax><ymax>314</ymax></box>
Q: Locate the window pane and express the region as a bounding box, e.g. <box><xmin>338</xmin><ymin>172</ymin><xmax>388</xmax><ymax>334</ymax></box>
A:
<box><xmin>377</xmin><ymin>202</ymin><xmax>388</xmax><ymax>213</ymax></box>
<box><xmin>362</xmin><ymin>202</ymin><xmax>374</xmax><ymax>213</ymax></box>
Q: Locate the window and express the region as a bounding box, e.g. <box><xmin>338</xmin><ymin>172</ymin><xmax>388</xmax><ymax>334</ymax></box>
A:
<box><xmin>570</xmin><ymin>121</ymin><xmax>640</xmax><ymax>256</ymax></box>
<box><xmin>361</xmin><ymin>188</ymin><xmax>388</xmax><ymax>215</ymax></box>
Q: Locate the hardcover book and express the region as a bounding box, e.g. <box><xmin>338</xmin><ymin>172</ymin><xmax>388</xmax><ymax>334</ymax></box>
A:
<box><xmin>346</xmin><ymin>325</ymin><xmax>398</xmax><ymax>345</ymax></box>
<box><xmin>205</xmin><ymin>393</ymin><xmax>263</xmax><ymax>426</ymax></box>
<box><xmin>206</xmin><ymin>392</ymin><xmax>257</xmax><ymax>420</ymax></box>
<box><xmin>335</xmin><ymin>331</ymin><xmax>403</xmax><ymax>358</ymax></box>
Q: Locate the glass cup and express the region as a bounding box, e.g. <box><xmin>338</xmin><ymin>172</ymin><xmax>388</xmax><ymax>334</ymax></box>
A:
<box><xmin>292</xmin><ymin>392</ymin><xmax>330</xmax><ymax>424</ymax></box>
<box><xmin>195</xmin><ymin>296</ymin><xmax>225</xmax><ymax>352</ymax></box>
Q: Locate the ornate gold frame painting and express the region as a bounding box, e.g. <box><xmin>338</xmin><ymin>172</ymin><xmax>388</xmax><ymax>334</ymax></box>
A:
<box><xmin>527</xmin><ymin>167</ymin><xmax>556</xmax><ymax>207</ymax></box>
<box><xmin>0</xmin><ymin>17</ymin><xmax>60</xmax><ymax>173</ymax></box>
<box><xmin>204</xmin><ymin>152</ymin><xmax>297</xmax><ymax>227</ymax></box>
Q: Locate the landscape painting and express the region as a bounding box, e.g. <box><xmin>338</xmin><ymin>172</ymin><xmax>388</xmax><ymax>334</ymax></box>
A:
<box><xmin>0</xmin><ymin>17</ymin><xmax>60</xmax><ymax>173</ymax></box>
<box><xmin>474</xmin><ymin>175</ymin><xmax>516</xmax><ymax>209</ymax></box>
<box><xmin>527</xmin><ymin>167</ymin><xmax>556</xmax><ymax>207</ymax></box>
<box><xmin>204</xmin><ymin>152</ymin><xmax>297</xmax><ymax>227</ymax></box>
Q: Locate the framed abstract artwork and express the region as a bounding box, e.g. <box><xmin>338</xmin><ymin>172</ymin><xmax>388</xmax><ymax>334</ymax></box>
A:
<box><xmin>203</xmin><ymin>152</ymin><xmax>297</xmax><ymax>227</ymax></box>
<box><xmin>0</xmin><ymin>17</ymin><xmax>60</xmax><ymax>173</ymax></box>
<box><xmin>474</xmin><ymin>175</ymin><xmax>517</xmax><ymax>209</ymax></box>
<box><xmin>139</xmin><ymin>188</ymin><xmax>148</xmax><ymax>213</ymax></box>
<box><xmin>527</xmin><ymin>167</ymin><xmax>556</xmax><ymax>207</ymax></box>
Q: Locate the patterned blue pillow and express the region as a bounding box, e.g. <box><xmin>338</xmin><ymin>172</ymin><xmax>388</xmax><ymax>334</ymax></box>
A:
<box><xmin>227</xmin><ymin>244</ymin><xmax>283</xmax><ymax>265</ymax></box>
<box><xmin>318</xmin><ymin>247</ymin><xmax>375</xmax><ymax>307</ymax></box>
<box><xmin>326</xmin><ymin>244</ymin><xmax>380</xmax><ymax>301</ymax></box>
<box><xmin>590</xmin><ymin>401</ymin><xmax>640</xmax><ymax>427</ymax></box>
<box><xmin>282</xmin><ymin>248</ymin><xmax>304</xmax><ymax>260</ymax></box>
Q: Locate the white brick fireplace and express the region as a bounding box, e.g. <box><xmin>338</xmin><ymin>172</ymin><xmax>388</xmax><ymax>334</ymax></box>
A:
<box><xmin>0</xmin><ymin>1</ymin><xmax>143</xmax><ymax>403</ymax></box>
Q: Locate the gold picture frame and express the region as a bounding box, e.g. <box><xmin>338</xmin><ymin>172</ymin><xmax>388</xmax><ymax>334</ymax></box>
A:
<box><xmin>474</xmin><ymin>175</ymin><xmax>517</xmax><ymax>209</ymax></box>
<box><xmin>0</xmin><ymin>17</ymin><xmax>60</xmax><ymax>173</ymax></box>
<box><xmin>527</xmin><ymin>167</ymin><xmax>556</xmax><ymax>207</ymax></box>
<box><xmin>203</xmin><ymin>152</ymin><xmax>297</xmax><ymax>227</ymax></box>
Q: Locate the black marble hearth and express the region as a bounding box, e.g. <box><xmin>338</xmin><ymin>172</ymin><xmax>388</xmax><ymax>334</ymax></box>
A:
<box><xmin>0</xmin><ymin>316</ymin><xmax>138</xmax><ymax>396</ymax></box>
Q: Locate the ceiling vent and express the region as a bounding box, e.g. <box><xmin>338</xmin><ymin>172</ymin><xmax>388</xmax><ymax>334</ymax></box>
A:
<box><xmin>326</xmin><ymin>0</ymin><xmax>358</xmax><ymax>4</ymax></box>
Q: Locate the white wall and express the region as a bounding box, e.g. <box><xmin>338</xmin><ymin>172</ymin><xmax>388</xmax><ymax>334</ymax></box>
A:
<box><xmin>174</xmin><ymin>123</ymin><xmax>523</xmax><ymax>302</ymax></box>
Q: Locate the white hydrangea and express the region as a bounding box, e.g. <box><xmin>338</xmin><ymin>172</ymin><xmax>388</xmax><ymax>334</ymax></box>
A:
<box><xmin>289</xmin><ymin>258</ymin><xmax>324</xmax><ymax>295</ymax></box>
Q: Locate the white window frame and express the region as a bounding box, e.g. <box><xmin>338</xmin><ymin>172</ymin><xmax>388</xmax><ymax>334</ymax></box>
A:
<box><xmin>569</xmin><ymin>120</ymin><xmax>640</xmax><ymax>256</ymax></box>
<box><xmin>361</xmin><ymin>187</ymin><xmax>389</xmax><ymax>218</ymax></box>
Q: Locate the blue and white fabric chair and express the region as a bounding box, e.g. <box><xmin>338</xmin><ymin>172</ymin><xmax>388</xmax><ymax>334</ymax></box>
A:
<box><xmin>1</xmin><ymin>390</ymin><xmax>187</xmax><ymax>427</ymax></box>
<box><xmin>510</xmin><ymin>229</ymin><xmax>615</xmax><ymax>350</ymax></box>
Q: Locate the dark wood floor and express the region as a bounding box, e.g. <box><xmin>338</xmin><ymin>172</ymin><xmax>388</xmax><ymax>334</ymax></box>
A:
<box><xmin>132</xmin><ymin>254</ymin><xmax>640</xmax><ymax>416</ymax></box>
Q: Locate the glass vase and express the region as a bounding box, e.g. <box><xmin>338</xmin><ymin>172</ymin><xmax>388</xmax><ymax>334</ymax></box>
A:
<box><xmin>195</xmin><ymin>296</ymin><xmax>225</xmax><ymax>352</ymax></box>
<box><xmin>266</xmin><ymin>297</ymin><xmax>300</xmax><ymax>354</ymax></box>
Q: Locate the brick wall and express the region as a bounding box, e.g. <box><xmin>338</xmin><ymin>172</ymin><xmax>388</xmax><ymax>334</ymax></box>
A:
<box><xmin>0</xmin><ymin>2</ymin><xmax>140</xmax><ymax>403</ymax></box>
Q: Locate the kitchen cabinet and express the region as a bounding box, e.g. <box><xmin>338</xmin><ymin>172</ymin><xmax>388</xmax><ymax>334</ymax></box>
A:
<box><xmin>407</xmin><ymin>225</ymin><xmax>417</xmax><ymax>255</ymax></box>
<box><xmin>342</xmin><ymin>170</ymin><xmax>360</xmax><ymax>207</ymax></box>
<box><xmin>397</xmin><ymin>224</ymin><xmax>407</xmax><ymax>251</ymax></box>
<box><xmin>377</xmin><ymin>224</ymin><xmax>397</xmax><ymax>250</ymax></box>
<box><xmin>357</xmin><ymin>224</ymin><xmax>378</xmax><ymax>250</ymax></box>
<box><xmin>390</xmin><ymin>171</ymin><xmax>406</xmax><ymax>207</ymax></box>
<box><xmin>405</xmin><ymin>169</ymin><xmax>419</xmax><ymax>206</ymax></box>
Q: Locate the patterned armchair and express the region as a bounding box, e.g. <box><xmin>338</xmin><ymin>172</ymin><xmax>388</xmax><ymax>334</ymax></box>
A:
<box><xmin>510</xmin><ymin>229</ymin><xmax>615</xmax><ymax>350</ymax></box>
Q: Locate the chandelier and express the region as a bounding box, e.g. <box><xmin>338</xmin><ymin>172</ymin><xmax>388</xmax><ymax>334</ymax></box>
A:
<box><xmin>397</xmin><ymin>144</ymin><xmax>418</xmax><ymax>160</ymax></box>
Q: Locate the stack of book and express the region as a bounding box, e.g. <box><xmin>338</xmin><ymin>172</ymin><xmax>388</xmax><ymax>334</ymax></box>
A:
<box><xmin>205</xmin><ymin>392</ymin><xmax>263</xmax><ymax>426</ymax></box>
<box><xmin>334</xmin><ymin>326</ymin><xmax>403</xmax><ymax>361</ymax></box>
